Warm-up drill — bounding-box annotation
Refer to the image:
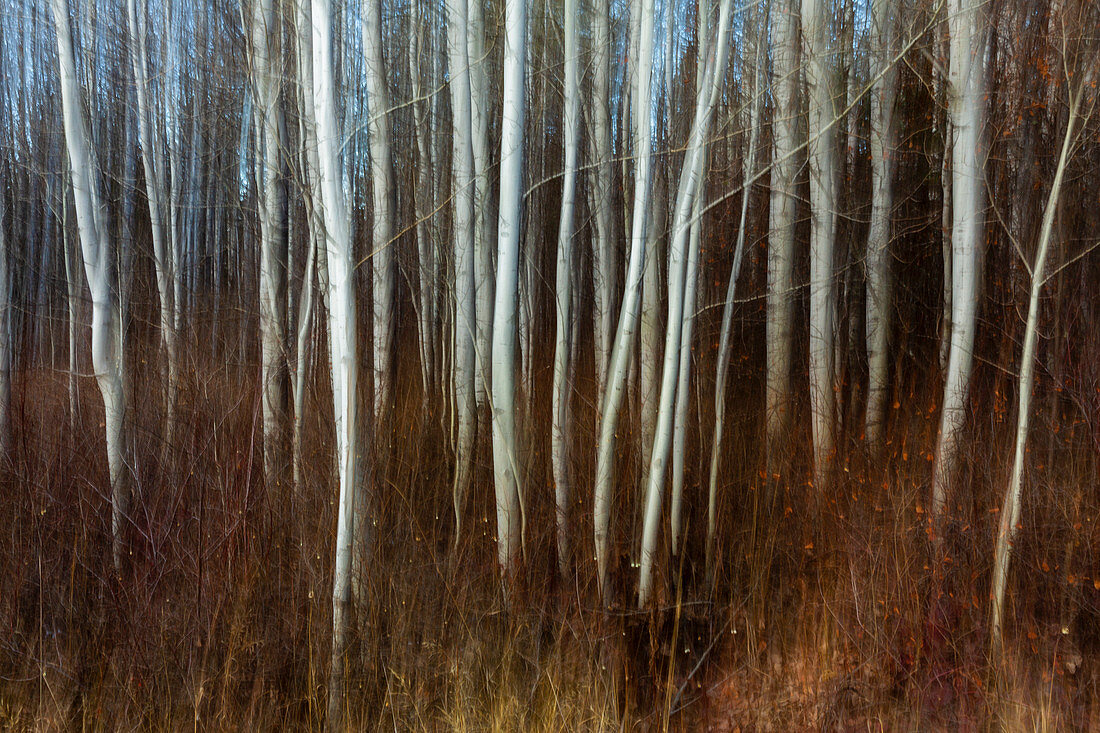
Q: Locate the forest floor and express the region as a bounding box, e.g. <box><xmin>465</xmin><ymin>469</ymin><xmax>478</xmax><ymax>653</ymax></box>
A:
<box><xmin>2</xmin><ymin>354</ymin><xmax>1098</xmax><ymax>730</ymax></box>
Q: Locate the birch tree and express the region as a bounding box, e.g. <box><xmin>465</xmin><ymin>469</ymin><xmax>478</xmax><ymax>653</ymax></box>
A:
<box><xmin>707</xmin><ymin>0</ymin><xmax>766</xmax><ymax>581</ymax></box>
<box><xmin>863</xmin><ymin>0</ymin><xmax>897</xmax><ymax>447</ymax></box>
<box><xmin>250</xmin><ymin>0</ymin><xmax>291</xmax><ymax>494</ymax></box>
<box><xmin>594</xmin><ymin>0</ymin><xmax>658</xmax><ymax>602</ymax></box>
<box><xmin>767</xmin><ymin>0</ymin><xmax>799</xmax><ymax>469</ymax></box>
<box><xmin>990</xmin><ymin>71</ymin><xmax>1091</xmax><ymax>664</ymax></box>
<box><xmin>551</xmin><ymin>0</ymin><xmax>580</xmax><ymax>576</ymax></box>
<box><xmin>588</xmin><ymin>0</ymin><xmax>615</xmax><ymax>398</ymax></box>
<box><xmin>362</xmin><ymin>0</ymin><xmax>395</xmax><ymax>425</ymax></box>
<box><xmin>931</xmin><ymin>0</ymin><xmax>986</xmax><ymax>530</ymax></box>
<box><xmin>126</xmin><ymin>0</ymin><xmax>180</xmax><ymax>443</ymax></box>
<box><xmin>305</xmin><ymin>0</ymin><xmax>365</xmax><ymax>721</ymax></box>
<box><xmin>491</xmin><ymin>0</ymin><xmax>526</xmax><ymax>578</ymax></box>
<box><xmin>802</xmin><ymin>0</ymin><xmax>839</xmax><ymax>492</ymax></box>
<box><xmin>49</xmin><ymin>0</ymin><xmax>131</xmax><ymax>571</ymax></box>
<box><xmin>638</xmin><ymin>0</ymin><xmax>734</xmax><ymax>607</ymax></box>
<box><xmin>446</xmin><ymin>0</ymin><xmax>478</xmax><ymax>548</ymax></box>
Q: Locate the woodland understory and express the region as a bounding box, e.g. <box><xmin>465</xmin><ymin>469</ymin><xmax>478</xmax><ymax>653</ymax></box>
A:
<box><xmin>2</xmin><ymin>0</ymin><xmax>1100</xmax><ymax>729</ymax></box>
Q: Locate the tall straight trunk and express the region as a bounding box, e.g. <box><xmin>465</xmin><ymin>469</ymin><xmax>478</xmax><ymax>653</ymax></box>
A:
<box><xmin>0</xmin><ymin>190</ymin><xmax>10</xmax><ymax>459</ymax></box>
<box><xmin>362</xmin><ymin>0</ymin><xmax>395</xmax><ymax>427</ymax></box>
<box><xmin>588</xmin><ymin>0</ymin><xmax>615</xmax><ymax>399</ymax></box>
<box><xmin>491</xmin><ymin>0</ymin><xmax>527</xmax><ymax>579</ymax></box>
<box><xmin>931</xmin><ymin>0</ymin><xmax>986</xmax><ymax>531</ymax></box>
<box><xmin>990</xmin><ymin>87</ymin><xmax>1083</xmax><ymax>660</ymax></box>
<box><xmin>292</xmin><ymin>0</ymin><xmax>322</xmax><ymax>490</ymax></box>
<box><xmin>251</xmin><ymin>0</ymin><xmax>290</xmax><ymax>495</ymax></box>
<box><xmin>935</xmin><ymin>15</ymin><xmax>952</xmax><ymax>373</ymax></box>
<box><xmin>307</xmin><ymin>0</ymin><xmax>364</xmax><ymax>725</ymax></box>
<box><xmin>50</xmin><ymin>0</ymin><xmax>131</xmax><ymax>572</ymax></box>
<box><xmin>446</xmin><ymin>0</ymin><xmax>478</xmax><ymax>548</ymax></box>
<box><xmin>469</xmin><ymin>0</ymin><xmax>494</xmax><ymax>409</ymax></box>
<box><xmin>802</xmin><ymin>0</ymin><xmax>839</xmax><ymax>492</ymax></box>
<box><xmin>63</xmin><ymin>185</ymin><xmax>80</xmax><ymax>428</ymax></box>
<box><xmin>127</xmin><ymin>0</ymin><xmax>180</xmax><ymax>443</ymax></box>
<box><xmin>638</xmin><ymin>0</ymin><xmax>733</xmax><ymax>607</ymax></box>
<box><xmin>594</xmin><ymin>0</ymin><xmax>658</xmax><ymax>603</ymax></box>
<box><xmin>551</xmin><ymin>0</ymin><xmax>580</xmax><ymax>577</ymax></box>
<box><xmin>707</xmin><ymin>0</ymin><xmax>767</xmax><ymax>583</ymax></box>
<box><xmin>670</xmin><ymin>0</ymin><xmax>713</xmax><ymax>556</ymax></box>
<box><xmin>409</xmin><ymin>0</ymin><xmax>436</xmax><ymax>409</ymax></box>
<box><xmin>864</xmin><ymin>0</ymin><xmax>897</xmax><ymax>446</ymax></box>
<box><xmin>767</xmin><ymin>0</ymin><xmax>799</xmax><ymax>470</ymax></box>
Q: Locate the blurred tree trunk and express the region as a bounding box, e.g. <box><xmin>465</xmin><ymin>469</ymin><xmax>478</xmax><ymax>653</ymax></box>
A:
<box><xmin>49</xmin><ymin>0</ymin><xmax>131</xmax><ymax>572</ymax></box>
<box><xmin>638</xmin><ymin>0</ymin><xmax>733</xmax><ymax>608</ymax></box>
<box><xmin>931</xmin><ymin>0</ymin><xmax>987</xmax><ymax>532</ymax></box>
<box><xmin>707</xmin><ymin>0</ymin><xmax>767</xmax><ymax>586</ymax></box>
<box><xmin>305</xmin><ymin>0</ymin><xmax>364</xmax><ymax>724</ymax></box>
<box><xmin>864</xmin><ymin>0</ymin><xmax>898</xmax><ymax>447</ymax></box>
<box><xmin>766</xmin><ymin>0</ymin><xmax>798</xmax><ymax>475</ymax></box>
<box><xmin>249</xmin><ymin>0</ymin><xmax>290</xmax><ymax>496</ymax></box>
<box><xmin>491</xmin><ymin>0</ymin><xmax>526</xmax><ymax>581</ymax></box>
<box><xmin>446</xmin><ymin>0</ymin><xmax>478</xmax><ymax>551</ymax></box>
<box><xmin>991</xmin><ymin>80</ymin><xmax>1086</xmax><ymax>663</ymax></box>
<box><xmin>594</xmin><ymin>0</ymin><xmax>658</xmax><ymax>604</ymax></box>
<box><xmin>551</xmin><ymin>0</ymin><xmax>580</xmax><ymax>578</ymax></box>
<box><xmin>803</xmin><ymin>0</ymin><xmax>839</xmax><ymax>493</ymax></box>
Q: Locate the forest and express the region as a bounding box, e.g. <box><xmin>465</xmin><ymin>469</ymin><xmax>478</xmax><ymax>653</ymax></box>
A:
<box><xmin>1</xmin><ymin>0</ymin><xmax>1099</xmax><ymax>727</ymax></box>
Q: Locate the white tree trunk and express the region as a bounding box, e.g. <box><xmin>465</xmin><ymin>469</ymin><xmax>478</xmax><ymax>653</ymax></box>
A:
<box><xmin>50</xmin><ymin>0</ymin><xmax>131</xmax><ymax>572</ymax></box>
<box><xmin>126</xmin><ymin>0</ymin><xmax>180</xmax><ymax>443</ymax></box>
<box><xmin>491</xmin><ymin>0</ymin><xmax>526</xmax><ymax>579</ymax></box>
<box><xmin>551</xmin><ymin>0</ymin><xmax>580</xmax><ymax>577</ymax></box>
<box><xmin>594</xmin><ymin>0</ymin><xmax>658</xmax><ymax>603</ymax></box>
<box><xmin>292</xmin><ymin>0</ymin><xmax>322</xmax><ymax>490</ymax></box>
<box><xmin>990</xmin><ymin>88</ymin><xmax>1082</xmax><ymax>659</ymax></box>
<box><xmin>802</xmin><ymin>0</ymin><xmax>839</xmax><ymax>492</ymax></box>
<box><xmin>308</xmin><ymin>0</ymin><xmax>364</xmax><ymax>723</ymax></box>
<box><xmin>706</xmin><ymin>0</ymin><xmax>766</xmax><ymax>582</ymax></box>
<box><xmin>863</xmin><ymin>0</ymin><xmax>898</xmax><ymax>447</ymax></box>
<box><xmin>931</xmin><ymin>0</ymin><xmax>986</xmax><ymax>529</ymax></box>
<box><xmin>251</xmin><ymin>0</ymin><xmax>290</xmax><ymax>495</ymax></box>
<box><xmin>0</xmin><ymin>196</ymin><xmax>10</xmax><ymax>459</ymax></box>
<box><xmin>362</xmin><ymin>0</ymin><xmax>395</xmax><ymax>425</ymax></box>
<box><xmin>446</xmin><ymin>0</ymin><xmax>478</xmax><ymax>549</ymax></box>
<box><xmin>469</xmin><ymin>0</ymin><xmax>494</xmax><ymax>409</ymax></box>
<box><xmin>588</xmin><ymin>0</ymin><xmax>615</xmax><ymax>400</ymax></box>
<box><xmin>767</xmin><ymin>0</ymin><xmax>799</xmax><ymax>466</ymax></box>
<box><xmin>638</xmin><ymin>0</ymin><xmax>734</xmax><ymax>607</ymax></box>
<box><xmin>409</xmin><ymin>0</ymin><xmax>437</xmax><ymax>409</ymax></box>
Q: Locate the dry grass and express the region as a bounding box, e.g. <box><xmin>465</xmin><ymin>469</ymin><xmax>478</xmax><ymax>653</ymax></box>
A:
<box><xmin>1</xmin><ymin>318</ymin><xmax>1098</xmax><ymax>732</ymax></box>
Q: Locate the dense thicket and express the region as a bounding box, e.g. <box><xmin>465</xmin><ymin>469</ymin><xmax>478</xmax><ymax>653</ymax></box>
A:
<box><xmin>2</xmin><ymin>0</ymin><xmax>1100</xmax><ymax>727</ymax></box>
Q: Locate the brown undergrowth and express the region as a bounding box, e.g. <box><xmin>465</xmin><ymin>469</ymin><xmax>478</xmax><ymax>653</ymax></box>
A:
<box><xmin>1</xmin><ymin>319</ymin><xmax>1098</xmax><ymax>731</ymax></box>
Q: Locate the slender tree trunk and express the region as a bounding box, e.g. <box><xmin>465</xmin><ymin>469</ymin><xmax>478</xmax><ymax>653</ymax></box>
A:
<box><xmin>469</xmin><ymin>0</ymin><xmax>494</xmax><ymax>410</ymax></box>
<box><xmin>767</xmin><ymin>0</ymin><xmax>799</xmax><ymax>473</ymax></box>
<box><xmin>446</xmin><ymin>0</ymin><xmax>478</xmax><ymax>550</ymax></box>
<box><xmin>50</xmin><ymin>0</ymin><xmax>131</xmax><ymax>572</ymax></box>
<box><xmin>251</xmin><ymin>0</ymin><xmax>291</xmax><ymax>496</ymax></box>
<box><xmin>551</xmin><ymin>0</ymin><xmax>580</xmax><ymax>577</ymax></box>
<box><xmin>308</xmin><ymin>0</ymin><xmax>365</xmax><ymax>724</ymax></box>
<box><xmin>802</xmin><ymin>0</ymin><xmax>840</xmax><ymax>493</ymax></box>
<box><xmin>931</xmin><ymin>0</ymin><xmax>986</xmax><ymax>532</ymax></box>
<box><xmin>990</xmin><ymin>87</ymin><xmax>1083</xmax><ymax>661</ymax></box>
<box><xmin>863</xmin><ymin>0</ymin><xmax>897</xmax><ymax>447</ymax></box>
<box><xmin>589</xmin><ymin>0</ymin><xmax>615</xmax><ymax>400</ymax></box>
<box><xmin>706</xmin><ymin>0</ymin><xmax>766</xmax><ymax>584</ymax></box>
<box><xmin>594</xmin><ymin>0</ymin><xmax>658</xmax><ymax>603</ymax></box>
<box><xmin>638</xmin><ymin>0</ymin><xmax>733</xmax><ymax>607</ymax></box>
<box><xmin>491</xmin><ymin>0</ymin><xmax>527</xmax><ymax>580</ymax></box>
<box><xmin>127</xmin><ymin>0</ymin><xmax>180</xmax><ymax>446</ymax></box>
<box><xmin>362</xmin><ymin>0</ymin><xmax>395</xmax><ymax>428</ymax></box>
